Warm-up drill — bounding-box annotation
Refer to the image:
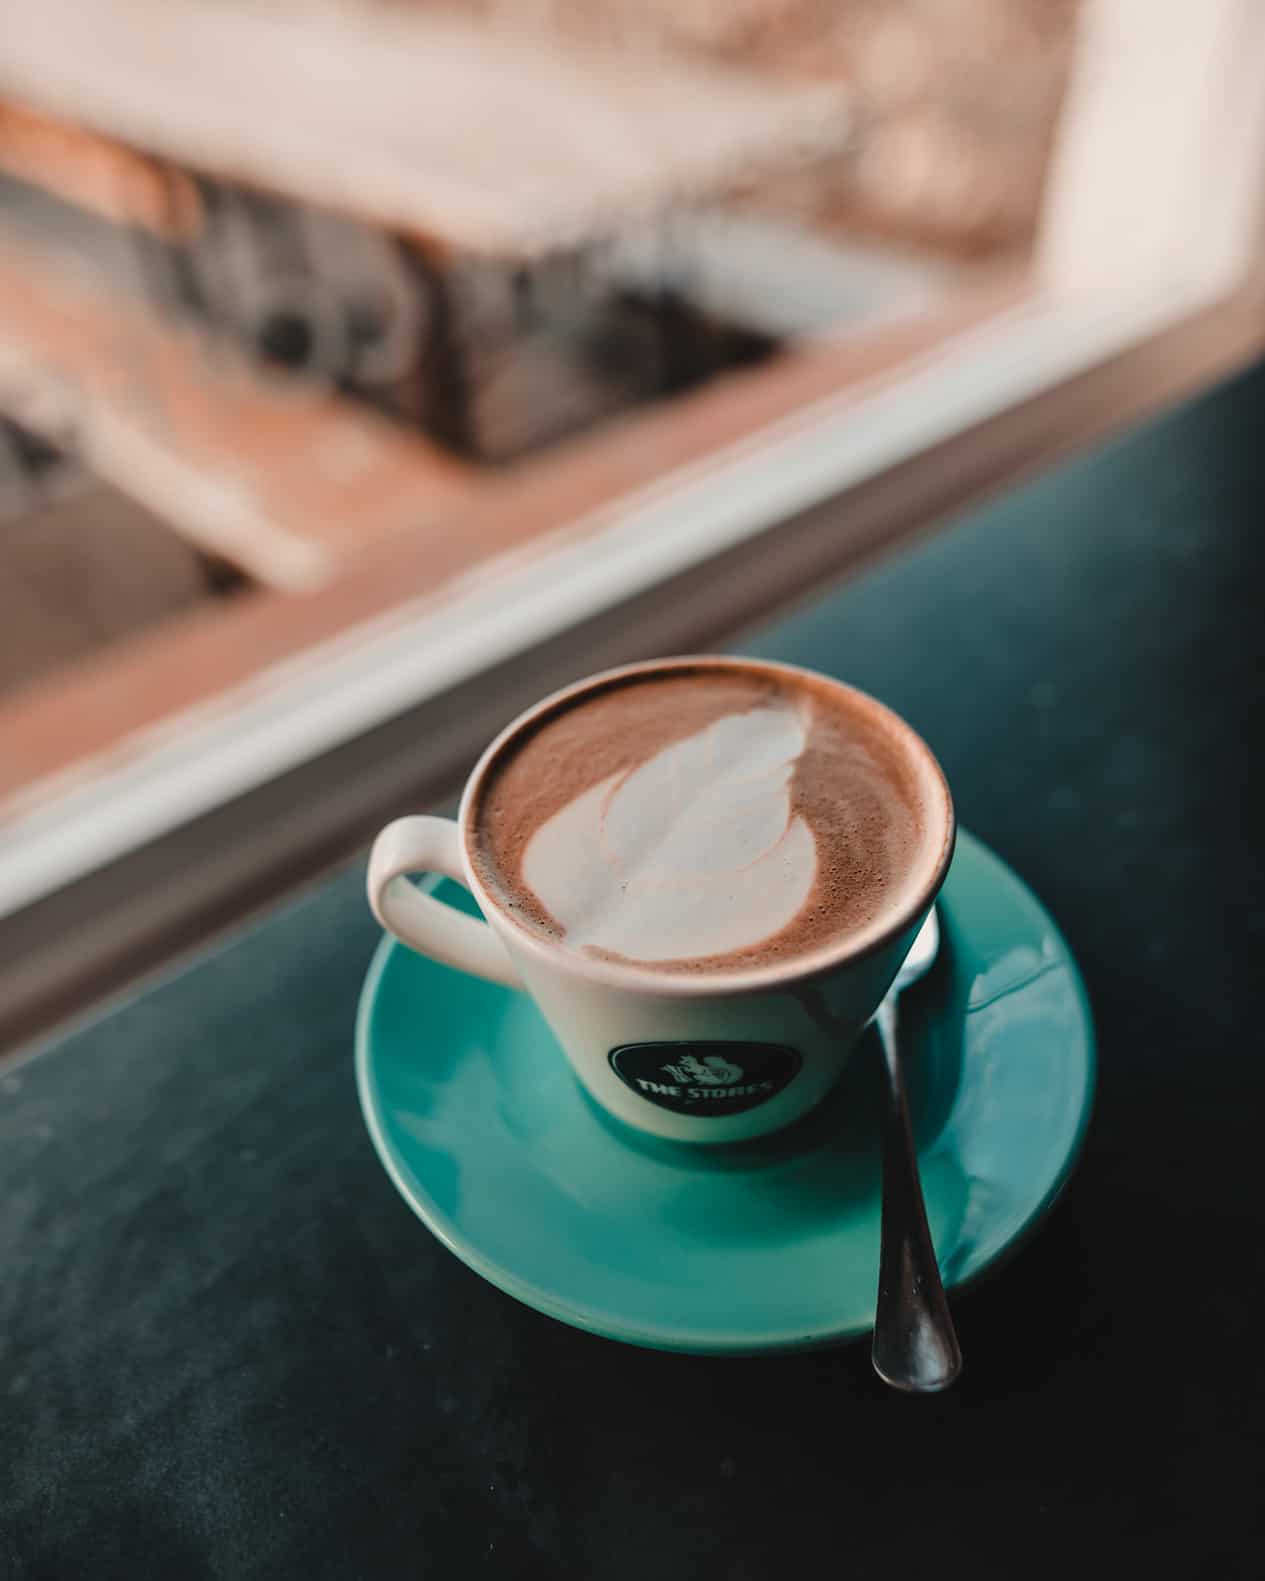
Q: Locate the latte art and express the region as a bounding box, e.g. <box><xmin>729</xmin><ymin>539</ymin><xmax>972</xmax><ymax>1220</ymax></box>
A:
<box><xmin>469</xmin><ymin>662</ymin><xmax>946</xmax><ymax>974</ymax></box>
<box><xmin>523</xmin><ymin>705</ymin><xmax>816</xmax><ymax>961</ymax></box>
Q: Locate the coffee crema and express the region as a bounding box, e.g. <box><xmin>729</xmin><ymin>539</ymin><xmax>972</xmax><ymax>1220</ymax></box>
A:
<box><xmin>468</xmin><ymin>663</ymin><xmax>945</xmax><ymax>973</ymax></box>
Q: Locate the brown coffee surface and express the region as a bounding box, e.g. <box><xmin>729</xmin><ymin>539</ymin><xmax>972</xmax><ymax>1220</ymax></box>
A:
<box><xmin>469</xmin><ymin>663</ymin><xmax>941</xmax><ymax>972</ymax></box>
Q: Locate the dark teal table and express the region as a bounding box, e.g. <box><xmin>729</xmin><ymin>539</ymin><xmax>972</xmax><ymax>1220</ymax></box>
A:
<box><xmin>4</xmin><ymin>364</ymin><xmax>1264</xmax><ymax>1579</ymax></box>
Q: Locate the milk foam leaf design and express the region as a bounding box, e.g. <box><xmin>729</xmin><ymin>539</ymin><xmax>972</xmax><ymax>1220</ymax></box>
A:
<box><xmin>522</xmin><ymin>706</ymin><xmax>819</xmax><ymax>962</ymax></box>
<box><xmin>601</xmin><ymin>707</ymin><xmax>806</xmax><ymax>882</ymax></box>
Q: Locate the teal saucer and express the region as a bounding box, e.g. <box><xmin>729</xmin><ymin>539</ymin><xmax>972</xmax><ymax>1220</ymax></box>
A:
<box><xmin>356</xmin><ymin>830</ymin><xmax>1094</xmax><ymax>1354</ymax></box>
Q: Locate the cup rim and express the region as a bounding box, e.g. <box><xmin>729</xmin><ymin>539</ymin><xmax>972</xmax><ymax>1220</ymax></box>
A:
<box><xmin>459</xmin><ymin>656</ymin><xmax>956</xmax><ymax>998</ymax></box>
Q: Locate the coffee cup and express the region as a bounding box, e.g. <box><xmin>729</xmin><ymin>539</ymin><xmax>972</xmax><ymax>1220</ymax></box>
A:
<box><xmin>367</xmin><ymin>656</ymin><xmax>953</xmax><ymax>1143</ymax></box>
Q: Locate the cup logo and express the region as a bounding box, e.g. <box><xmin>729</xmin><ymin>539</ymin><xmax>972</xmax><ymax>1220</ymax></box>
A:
<box><xmin>609</xmin><ymin>1042</ymin><xmax>801</xmax><ymax>1116</ymax></box>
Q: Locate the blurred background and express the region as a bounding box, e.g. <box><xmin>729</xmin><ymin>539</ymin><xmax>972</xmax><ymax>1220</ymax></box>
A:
<box><xmin>1</xmin><ymin>0</ymin><xmax>1261</xmax><ymax>1043</ymax></box>
<box><xmin>0</xmin><ymin>0</ymin><xmax>1072</xmax><ymax>682</ymax></box>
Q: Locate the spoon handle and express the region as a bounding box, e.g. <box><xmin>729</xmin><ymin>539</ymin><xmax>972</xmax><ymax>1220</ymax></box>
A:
<box><xmin>871</xmin><ymin>997</ymin><xmax>963</xmax><ymax>1393</ymax></box>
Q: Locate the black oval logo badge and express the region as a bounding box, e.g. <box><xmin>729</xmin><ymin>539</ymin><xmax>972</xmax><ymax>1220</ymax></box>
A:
<box><xmin>608</xmin><ymin>1041</ymin><xmax>801</xmax><ymax>1116</ymax></box>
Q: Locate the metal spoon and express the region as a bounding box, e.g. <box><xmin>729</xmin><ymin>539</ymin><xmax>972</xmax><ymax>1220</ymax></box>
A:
<box><xmin>871</xmin><ymin>908</ymin><xmax>962</xmax><ymax>1392</ymax></box>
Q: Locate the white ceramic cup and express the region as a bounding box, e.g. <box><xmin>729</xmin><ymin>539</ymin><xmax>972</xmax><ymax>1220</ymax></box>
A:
<box><xmin>367</xmin><ymin>657</ymin><xmax>954</xmax><ymax>1144</ymax></box>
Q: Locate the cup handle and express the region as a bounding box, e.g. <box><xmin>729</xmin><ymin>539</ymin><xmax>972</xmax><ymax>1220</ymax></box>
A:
<box><xmin>367</xmin><ymin>816</ymin><xmax>523</xmax><ymax>987</ymax></box>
